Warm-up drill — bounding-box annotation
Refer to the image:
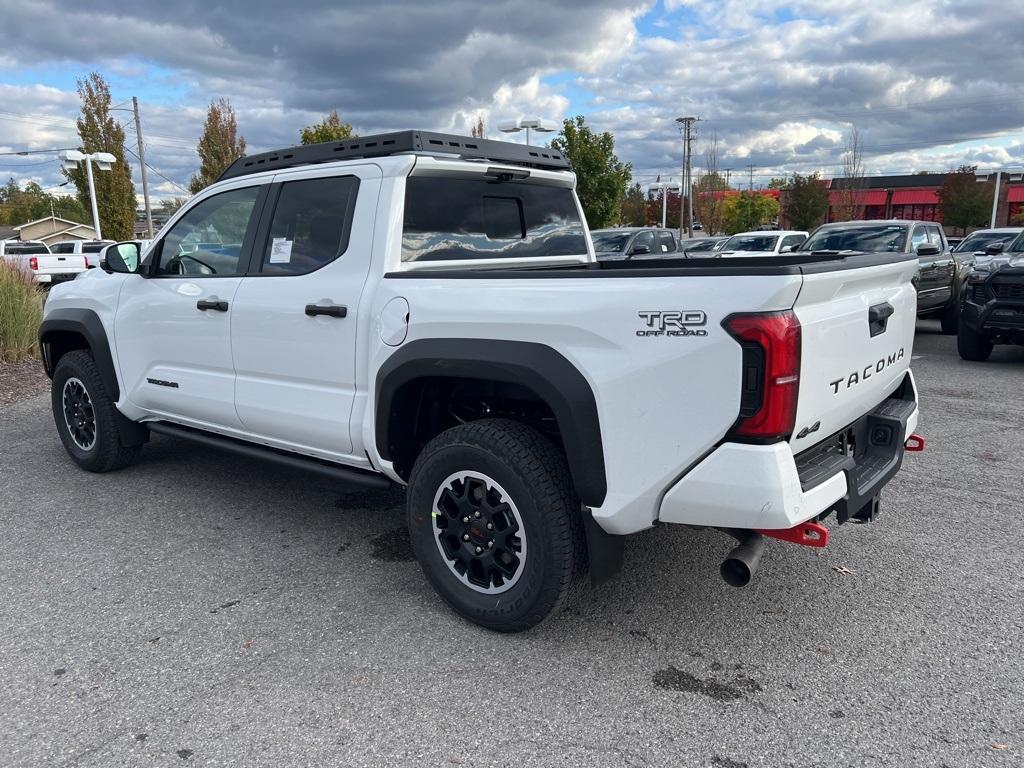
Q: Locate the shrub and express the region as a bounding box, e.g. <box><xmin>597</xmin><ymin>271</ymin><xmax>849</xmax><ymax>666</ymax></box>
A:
<box><xmin>0</xmin><ymin>261</ymin><xmax>43</xmax><ymax>363</ymax></box>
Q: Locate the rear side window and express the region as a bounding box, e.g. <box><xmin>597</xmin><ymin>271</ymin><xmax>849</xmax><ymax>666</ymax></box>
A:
<box><xmin>656</xmin><ymin>231</ymin><xmax>676</xmax><ymax>253</ymax></box>
<box><xmin>260</xmin><ymin>176</ymin><xmax>360</xmax><ymax>275</ymax></box>
<box><xmin>82</xmin><ymin>243</ymin><xmax>108</xmax><ymax>253</ymax></box>
<box><xmin>402</xmin><ymin>176</ymin><xmax>587</xmax><ymax>262</ymax></box>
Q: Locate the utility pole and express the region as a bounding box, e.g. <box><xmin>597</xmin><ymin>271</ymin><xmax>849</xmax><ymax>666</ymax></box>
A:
<box><xmin>132</xmin><ymin>97</ymin><xmax>154</xmax><ymax>239</ymax></box>
<box><xmin>725</xmin><ymin>168</ymin><xmax>732</xmax><ymax>187</ymax></box>
<box><xmin>747</xmin><ymin>164</ymin><xmax>755</xmax><ymax>191</ymax></box>
<box><xmin>676</xmin><ymin>116</ymin><xmax>699</xmax><ymax>239</ymax></box>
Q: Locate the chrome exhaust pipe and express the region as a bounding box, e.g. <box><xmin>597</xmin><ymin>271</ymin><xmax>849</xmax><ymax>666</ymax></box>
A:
<box><xmin>720</xmin><ymin>530</ymin><xmax>765</xmax><ymax>588</ymax></box>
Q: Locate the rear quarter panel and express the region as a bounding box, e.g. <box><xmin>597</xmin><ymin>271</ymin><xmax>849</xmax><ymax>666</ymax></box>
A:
<box><xmin>366</xmin><ymin>272</ymin><xmax>802</xmax><ymax>534</ymax></box>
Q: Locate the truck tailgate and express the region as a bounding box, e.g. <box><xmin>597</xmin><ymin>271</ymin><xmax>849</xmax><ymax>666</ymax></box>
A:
<box><xmin>36</xmin><ymin>254</ymin><xmax>88</xmax><ymax>275</ymax></box>
<box><xmin>790</xmin><ymin>256</ymin><xmax>918</xmax><ymax>454</ymax></box>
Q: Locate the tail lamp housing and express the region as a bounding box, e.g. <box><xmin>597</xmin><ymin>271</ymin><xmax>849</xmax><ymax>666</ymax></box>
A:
<box><xmin>723</xmin><ymin>310</ymin><xmax>802</xmax><ymax>441</ymax></box>
<box><xmin>29</xmin><ymin>256</ymin><xmax>39</xmax><ymax>271</ymax></box>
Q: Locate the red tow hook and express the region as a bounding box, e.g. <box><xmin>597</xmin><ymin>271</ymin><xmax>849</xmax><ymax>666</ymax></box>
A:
<box><xmin>756</xmin><ymin>521</ymin><xmax>829</xmax><ymax>548</ymax></box>
<box><xmin>905</xmin><ymin>433</ymin><xmax>926</xmax><ymax>452</ymax></box>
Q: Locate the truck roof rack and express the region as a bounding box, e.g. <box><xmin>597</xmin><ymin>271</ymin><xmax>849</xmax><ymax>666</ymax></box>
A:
<box><xmin>217</xmin><ymin>129</ymin><xmax>570</xmax><ymax>181</ymax></box>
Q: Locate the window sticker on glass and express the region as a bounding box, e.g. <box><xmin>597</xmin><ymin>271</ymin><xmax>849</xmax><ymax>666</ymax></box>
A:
<box><xmin>269</xmin><ymin>237</ymin><xmax>293</xmax><ymax>263</ymax></box>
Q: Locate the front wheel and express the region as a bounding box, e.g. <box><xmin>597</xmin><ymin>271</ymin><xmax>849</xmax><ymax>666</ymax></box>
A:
<box><xmin>957</xmin><ymin>323</ymin><xmax>993</xmax><ymax>362</ymax></box>
<box><xmin>51</xmin><ymin>350</ymin><xmax>143</xmax><ymax>472</ymax></box>
<box><xmin>406</xmin><ymin>419</ymin><xmax>583</xmax><ymax>632</ymax></box>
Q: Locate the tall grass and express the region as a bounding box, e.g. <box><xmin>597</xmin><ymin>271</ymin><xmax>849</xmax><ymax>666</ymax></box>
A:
<box><xmin>0</xmin><ymin>261</ymin><xmax>43</xmax><ymax>363</ymax></box>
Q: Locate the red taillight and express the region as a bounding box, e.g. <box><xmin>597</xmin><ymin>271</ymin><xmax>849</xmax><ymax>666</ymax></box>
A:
<box><xmin>29</xmin><ymin>256</ymin><xmax>38</xmax><ymax>271</ymax></box>
<box><xmin>724</xmin><ymin>310</ymin><xmax>801</xmax><ymax>441</ymax></box>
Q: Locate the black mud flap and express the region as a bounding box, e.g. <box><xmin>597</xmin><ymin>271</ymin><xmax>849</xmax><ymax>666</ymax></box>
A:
<box><xmin>582</xmin><ymin>509</ymin><xmax>624</xmax><ymax>587</ymax></box>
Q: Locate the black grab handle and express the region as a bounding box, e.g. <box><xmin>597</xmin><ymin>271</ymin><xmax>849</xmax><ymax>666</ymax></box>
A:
<box><xmin>305</xmin><ymin>304</ymin><xmax>347</xmax><ymax>318</ymax></box>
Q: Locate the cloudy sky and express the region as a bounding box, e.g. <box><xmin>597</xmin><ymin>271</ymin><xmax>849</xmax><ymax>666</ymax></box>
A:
<box><xmin>2</xmin><ymin>0</ymin><xmax>1023</xmax><ymax>202</ymax></box>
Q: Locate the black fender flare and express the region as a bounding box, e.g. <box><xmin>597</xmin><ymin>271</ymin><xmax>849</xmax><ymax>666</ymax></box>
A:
<box><xmin>375</xmin><ymin>339</ymin><xmax>607</xmax><ymax>507</ymax></box>
<box><xmin>39</xmin><ymin>308</ymin><xmax>148</xmax><ymax>447</ymax></box>
<box><xmin>39</xmin><ymin>308</ymin><xmax>120</xmax><ymax>398</ymax></box>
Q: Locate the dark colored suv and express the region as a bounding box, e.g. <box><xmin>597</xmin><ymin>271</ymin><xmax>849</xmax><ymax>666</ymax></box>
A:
<box><xmin>591</xmin><ymin>227</ymin><xmax>680</xmax><ymax>260</ymax></box>
<box><xmin>957</xmin><ymin>233</ymin><xmax>1024</xmax><ymax>361</ymax></box>
<box><xmin>801</xmin><ymin>220</ymin><xmax>966</xmax><ymax>334</ymax></box>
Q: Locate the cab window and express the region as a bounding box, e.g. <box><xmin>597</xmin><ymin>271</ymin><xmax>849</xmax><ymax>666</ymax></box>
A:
<box><xmin>153</xmin><ymin>186</ymin><xmax>260</xmax><ymax>276</ymax></box>
<box><xmin>259</xmin><ymin>176</ymin><xmax>359</xmax><ymax>275</ymax></box>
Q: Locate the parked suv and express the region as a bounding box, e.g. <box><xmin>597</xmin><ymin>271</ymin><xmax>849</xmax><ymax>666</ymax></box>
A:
<box><xmin>801</xmin><ymin>220</ymin><xmax>965</xmax><ymax>334</ymax></box>
<box><xmin>957</xmin><ymin>232</ymin><xmax>1024</xmax><ymax>360</ymax></box>
<box><xmin>40</xmin><ymin>130</ymin><xmax>922</xmax><ymax>631</ymax></box>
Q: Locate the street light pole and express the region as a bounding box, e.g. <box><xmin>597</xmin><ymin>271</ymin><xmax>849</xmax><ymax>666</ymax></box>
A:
<box><xmin>991</xmin><ymin>170</ymin><xmax>1002</xmax><ymax>229</ymax></box>
<box><xmin>498</xmin><ymin>118</ymin><xmax>559</xmax><ymax>146</ymax></box>
<box><xmin>59</xmin><ymin>150</ymin><xmax>116</xmax><ymax>241</ymax></box>
<box><xmin>84</xmin><ymin>157</ymin><xmax>101</xmax><ymax>239</ymax></box>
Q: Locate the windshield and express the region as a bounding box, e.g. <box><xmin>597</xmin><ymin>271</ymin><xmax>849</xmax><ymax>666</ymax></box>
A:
<box><xmin>1009</xmin><ymin>233</ymin><xmax>1024</xmax><ymax>252</ymax></box>
<box><xmin>722</xmin><ymin>235</ymin><xmax>778</xmax><ymax>252</ymax></box>
<box><xmin>590</xmin><ymin>232</ymin><xmax>631</xmax><ymax>252</ymax></box>
<box><xmin>802</xmin><ymin>224</ymin><xmax>908</xmax><ymax>252</ymax></box>
<box><xmin>954</xmin><ymin>231</ymin><xmax>1018</xmax><ymax>253</ymax></box>
<box><xmin>5</xmin><ymin>243</ymin><xmax>49</xmax><ymax>254</ymax></box>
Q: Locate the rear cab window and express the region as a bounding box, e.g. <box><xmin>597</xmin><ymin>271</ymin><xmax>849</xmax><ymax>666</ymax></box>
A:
<box><xmin>401</xmin><ymin>170</ymin><xmax>589</xmax><ymax>268</ymax></box>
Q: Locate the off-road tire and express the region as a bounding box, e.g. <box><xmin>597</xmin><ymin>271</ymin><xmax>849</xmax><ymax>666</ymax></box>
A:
<box><xmin>406</xmin><ymin>418</ymin><xmax>583</xmax><ymax>632</ymax></box>
<box><xmin>957</xmin><ymin>323</ymin><xmax>993</xmax><ymax>362</ymax></box>
<box><xmin>51</xmin><ymin>350</ymin><xmax>143</xmax><ymax>472</ymax></box>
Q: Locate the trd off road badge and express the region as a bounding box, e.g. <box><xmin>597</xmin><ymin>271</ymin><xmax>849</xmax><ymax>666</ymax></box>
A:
<box><xmin>637</xmin><ymin>310</ymin><xmax>709</xmax><ymax>337</ymax></box>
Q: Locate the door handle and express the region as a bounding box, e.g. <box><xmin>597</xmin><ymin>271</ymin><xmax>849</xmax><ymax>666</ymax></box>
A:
<box><xmin>305</xmin><ymin>303</ymin><xmax>347</xmax><ymax>318</ymax></box>
<box><xmin>196</xmin><ymin>299</ymin><xmax>229</xmax><ymax>312</ymax></box>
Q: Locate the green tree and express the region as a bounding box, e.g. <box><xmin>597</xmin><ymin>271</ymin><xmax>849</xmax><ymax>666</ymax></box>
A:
<box><xmin>937</xmin><ymin>165</ymin><xmax>994</xmax><ymax>234</ymax></box>
<box><xmin>783</xmin><ymin>172</ymin><xmax>829</xmax><ymax>231</ymax></box>
<box><xmin>0</xmin><ymin>178</ymin><xmax>90</xmax><ymax>226</ymax></box>
<box><xmin>190</xmin><ymin>98</ymin><xmax>246</xmax><ymax>193</ymax></box>
<box><xmin>693</xmin><ymin>171</ymin><xmax>731</xmax><ymax>235</ymax></box>
<box><xmin>620</xmin><ymin>182</ymin><xmax>648</xmax><ymax>226</ymax></box>
<box><xmin>299</xmin><ymin>110</ymin><xmax>356</xmax><ymax>145</ymax></box>
<box><xmin>767</xmin><ymin>177</ymin><xmax>788</xmax><ymax>190</ymax></box>
<box><xmin>66</xmin><ymin>72</ymin><xmax>136</xmax><ymax>240</ymax></box>
<box><xmin>550</xmin><ymin>116</ymin><xmax>631</xmax><ymax>229</ymax></box>
<box><xmin>158</xmin><ymin>197</ymin><xmax>187</xmax><ymax>217</ymax></box>
<box><xmin>723</xmin><ymin>191</ymin><xmax>780</xmax><ymax>234</ymax></box>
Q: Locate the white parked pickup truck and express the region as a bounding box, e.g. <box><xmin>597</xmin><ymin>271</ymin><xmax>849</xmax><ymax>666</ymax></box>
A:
<box><xmin>0</xmin><ymin>239</ymin><xmax>89</xmax><ymax>285</ymax></box>
<box><xmin>49</xmin><ymin>239</ymin><xmax>116</xmax><ymax>269</ymax></box>
<box><xmin>39</xmin><ymin>131</ymin><xmax>923</xmax><ymax>631</ymax></box>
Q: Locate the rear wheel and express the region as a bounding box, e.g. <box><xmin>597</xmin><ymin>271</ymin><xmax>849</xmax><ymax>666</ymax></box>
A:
<box><xmin>51</xmin><ymin>350</ymin><xmax>143</xmax><ymax>472</ymax></box>
<box><xmin>957</xmin><ymin>323</ymin><xmax>993</xmax><ymax>362</ymax></box>
<box><xmin>406</xmin><ymin>419</ymin><xmax>583</xmax><ymax>632</ymax></box>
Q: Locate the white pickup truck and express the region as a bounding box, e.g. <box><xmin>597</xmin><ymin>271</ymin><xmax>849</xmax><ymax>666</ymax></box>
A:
<box><xmin>0</xmin><ymin>240</ymin><xmax>89</xmax><ymax>285</ymax></box>
<box><xmin>39</xmin><ymin>131</ymin><xmax>922</xmax><ymax>631</ymax></box>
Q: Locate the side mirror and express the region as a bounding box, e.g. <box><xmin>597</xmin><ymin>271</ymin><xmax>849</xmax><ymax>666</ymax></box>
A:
<box><xmin>984</xmin><ymin>241</ymin><xmax>1005</xmax><ymax>255</ymax></box>
<box><xmin>916</xmin><ymin>243</ymin><xmax>940</xmax><ymax>256</ymax></box>
<box><xmin>105</xmin><ymin>241</ymin><xmax>141</xmax><ymax>273</ymax></box>
<box><xmin>780</xmin><ymin>245</ymin><xmax>794</xmax><ymax>253</ymax></box>
<box><xmin>630</xmin><ymin>244</ymin><xmax>651</xmax><ymax>256</ymax></box>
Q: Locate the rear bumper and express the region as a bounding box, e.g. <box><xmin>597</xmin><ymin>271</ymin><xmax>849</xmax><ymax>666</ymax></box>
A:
<box><xmin>658</xmin><ymin>372</ymin><xmax>919</xmax><ymax>530</ymax></box>
<box><xmin>34</xmin><ymin>272</ymin><xmax>82</xmax><ymax>285</ymax></box>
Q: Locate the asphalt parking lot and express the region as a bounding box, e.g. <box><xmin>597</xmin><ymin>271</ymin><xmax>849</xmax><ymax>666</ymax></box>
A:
<box><xmin>1</xmin><ymin>321</ymin><xmax>1022</xmax><ymax>768</ymax></box>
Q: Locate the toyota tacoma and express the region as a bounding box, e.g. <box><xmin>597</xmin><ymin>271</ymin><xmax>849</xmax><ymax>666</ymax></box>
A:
<box><xmin>39</xmin><ymin>131</ymin><xmax>923</xmax><ymax>631</ymax></box>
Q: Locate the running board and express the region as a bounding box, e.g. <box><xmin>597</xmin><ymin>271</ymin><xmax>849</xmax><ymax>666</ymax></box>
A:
<box><xmin>146</xmin><ymin>421</ymin><xmax>393</xmax><ymax>489</ymax></box>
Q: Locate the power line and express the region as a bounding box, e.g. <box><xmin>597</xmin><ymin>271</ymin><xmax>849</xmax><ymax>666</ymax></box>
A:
<box><xmin>124</xmin><ymin>146</ymin><xmax>191</xmax><ymax>195</ymax></box>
